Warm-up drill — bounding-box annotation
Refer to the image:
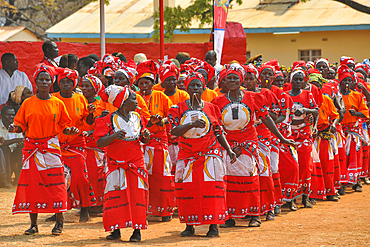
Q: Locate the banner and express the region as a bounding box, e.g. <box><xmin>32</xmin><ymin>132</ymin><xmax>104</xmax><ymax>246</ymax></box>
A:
<box><xmin>214</xmin><ymin>0</ymin><xmax>230</xmax><ymax>64</ymax></box>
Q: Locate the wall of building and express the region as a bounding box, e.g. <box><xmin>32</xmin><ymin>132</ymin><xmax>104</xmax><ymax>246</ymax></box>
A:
<box><xmin>0</xmin><ymin>40</ymin><xmax>246</xmax><ymax>87</ymax></box>
<box><xmin>246</xmin><ymin>30</ymin><xmax>370</xmax><ymax>67</ymax></box>
<box><xmin>6</xmin><ymin>30</ymin><xmax>41</xmax><ymax>42</ymax></box>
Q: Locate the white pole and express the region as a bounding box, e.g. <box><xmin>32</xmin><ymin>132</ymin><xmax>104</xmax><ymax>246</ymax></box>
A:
<box><xmin>100</xmin><ymin>0</ymin><xmax>105</xmax><ymax>58</ymax></box>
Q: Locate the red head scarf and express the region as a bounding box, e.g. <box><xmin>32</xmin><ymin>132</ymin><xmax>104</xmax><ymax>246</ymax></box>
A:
<box><xmin>292</xmin><ymin>60</ymin><xmax>307</xmax><ymax>71</ymax></box>
<box><xmin>340</xmin><ymin>56</ymin><xmax>356</xmax><ymax>66</ymax></box>
<box><xmin>290</xmin><ymin>68</ymin><xmax>306</xmax><ymax>83</ymax></box>
<box><xmin>218</xmin><ymin>69</ymin><xmax>227</xmax><ymax>83</ymax></box>
<box><xmin>184</xmin><ymin>58</ymin><xmax>203</xmax><ymax>68</ymax></box>
<box><xmin>99</xmin><ymin>85</ymin><xmax>133</xmax><ymax>109</ymax></box>
<box><xmin>180</xmin><ymin>64</ymin><xmax>194</xmax><ymax>74</ymax></box>
<box><xmin>314</xmin><ymin>58</ymin><xmax>329</xmax><ymax>69</ymax></box>
<box><xmin>136</xmin><ymin>60</ymin><xmax>158</xmax><ymax>81</ymax></box>
<box><xmin>88</xmin><ymin>54</ymin><xmax>120</xmax><ymax>77</ymax></box>
<box><xmin>308</xmin><ymin>68</ymin><xmax>321</xmax><ymax>74</ymax></box>
<box><xmin>274</xmin><ymin>70</ymin><xmax>284</xmax><ymax>80</ymax></box>
<box><xmin>159</xmin><ymin>62</ymin><xmax>180</xmax><ymax>83</ymax></box>
<box><xmin>194</xmin><ymin>61</ymin><xmax>215</xmax><ymax>83</ymax></box>
<box><xmin>226</xmin><ymin>63</ymin><xmax>245</xmax><ymax>82</ymax></box>
<box><xmin>355</xmin><ymin>63</ymin><xmax>370</xmax><ymax>75</ymax></box>
<box><xmin>243</xmin><ymin>64</ymin><xmax>259</xmax><ymax>78</ymax></box>
<box><xmin>33</xmin><ymin>64</ymin><xmax>56</xmax><ymax>83</ymax></box>
<box><xmin>83</xmin><ymin>74</ymin><xmax>104</xmax><ymax>95</ymax></box>
<box><xmin>338</xmin><ymin>64</ymin><xmax>356</xmax><ymax>83</ymax></box>
<box><xmin>184</xmin><ymin>72</ymin><xmax>206</xmax><ymax>90</ymax></box>
<box><xmin>117</xmin><ymin>67</ymin><xmax>137</xmax><ymax>87</ymax></box>
<box><xmin>57</xmin><ymin>68</ymin><xmax>79</xmax><ymax>88</ymax></box>
<box><xmin>266</xmin><ymin>59</ymin><xmax>280</xmax><ymax>71</ymax></box>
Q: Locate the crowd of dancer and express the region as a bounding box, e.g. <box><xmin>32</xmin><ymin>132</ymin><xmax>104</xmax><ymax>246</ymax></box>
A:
<box><xmin>3</xmin><ymin>41</ymin><xmax>370</xmax><ymax>242</ymax></box>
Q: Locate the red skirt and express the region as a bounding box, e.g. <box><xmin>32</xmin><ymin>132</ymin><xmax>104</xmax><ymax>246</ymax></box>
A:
<box><xmin>12</xmin><ymin>136</ymin><xmax>67</xmax><ymax>214</ymax></box>
<box><xmin>296</xmin><ymin>141</ymin><xmax>313</xmax><ymax>195</ymax></box>
<box><xmin>279</xmin><ymin>144</ymin><xmax>300</xmax><ymax>201</ymax></box>
<box><xmin>223</xmin><ymin>150</ymin><xmax>260</xmax><ymax>217</ymax></box>
<box><xmin>86</xmin><ymin>148</ymin><xmax>105</xmax><ymax>206</ymax></box>
<box><xmin>361</xmin><ymin>145</ymin><xmax>370</xmax><ymax>178</ymax></box>
<box><xmin>258</xmin><ymin>141</ymin><xmax>275</xmax><ymax>214</ymax></box>
<box><xmin>270</xmin><ymin>140</ymin><xmax>283</xmax><ymax>206</ymax></box>
<box><xmin>144</xmin><ymin>133</ymin><xmax>176</xmax><ymax>217</ymax></box>
<box><xmin>63</xmin><ymin>153</ymin><xmax>97</xmax><ymax>209</ymax></box>
<box><xmin>176</xmin><ymin>155</ymin><xmax>227</xmax><ymax>225</ymax></box>
<box><xmin>345</xmin><ymin>134</ymin><xmax>363</xmax><ymax>184</ymax></box>
<box><xmin>103</xmin><ymin>163</ymin><xmax>148</xmax><ymax>232</ymax></box>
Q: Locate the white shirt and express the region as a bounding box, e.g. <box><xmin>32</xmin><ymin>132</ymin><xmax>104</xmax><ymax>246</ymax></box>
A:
<box><xmin>0</xmin><ymin>68</ymin><xmax>33</xmax><ymax>106</ymax></box>
<box><xmin>0</xmin><ymin>119</ymin><xmax>23</xmax><ymax>152</ymax></box>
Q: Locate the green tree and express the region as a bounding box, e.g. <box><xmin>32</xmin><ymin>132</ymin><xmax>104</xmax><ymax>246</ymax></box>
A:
<box><xmin>153</xmin><ymin>0</ymin><xmax>242</xmax><ymax>42</ymax></box>
<box><xmin>0</xmin><ymin>0</ymin><xmax>93</xmax><ymax>40</ymax></box>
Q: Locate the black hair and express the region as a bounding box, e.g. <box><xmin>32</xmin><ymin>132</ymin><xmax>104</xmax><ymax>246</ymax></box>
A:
<box><xmin>112</xmin><ymin>52</ymin><xmax>127</xmax><ymax>63</ymax></box>
<box><xmin>59</xmin><ymin>54</ymin><xmax>79</xmax><ymax>69</ymax></box>
<box><xmin>88</xmin><ymin>54</ymin><xmax>100</xmax><ymax>62</ymax></box>
<box><xmin>1</xmin><ymin>53</ymin><xmax>15</xmax><ymax>65</ymax></box>
<box><xmin>42</xmin><ymin>41</ymin><xmax>54</xmax><ymax>54</ymax></box>
<box><xmin>77</xmin><ymin>57</ymin><xmax>95</xmax><ymax>68</ymax></box>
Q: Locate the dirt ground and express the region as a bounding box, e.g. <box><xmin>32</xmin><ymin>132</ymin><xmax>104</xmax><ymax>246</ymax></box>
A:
<box><xmin>0</xmin><ymin>184</ymin><xmax>369</xmax><ymax>247</ymax></box>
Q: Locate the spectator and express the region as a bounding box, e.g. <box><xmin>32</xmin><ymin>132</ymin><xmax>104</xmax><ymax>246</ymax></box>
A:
<box><xmin>0</xmin><ymin>137</ymin><xmax>12</xmax><ymax>188</ymax></box>
<box><xmin>9</xmin><ymin>85</ymin><xmax>33</xmax><ymax>114</ymax></box>
<box><xmin>175</xmin><ymin>52</ymin><xmax>190</xmax><ymax>65</ymax></box>
<box><xmin>205</xmin><ymin>50</ymin><xmax>217</xmax><ymax>67</ymax></box>
<box><xmin>88</xmin><ymin>54</ymin><xmax>100</xmax><ymax>62</ymax></box>
<box><xmin>0</xmin><ymin>106</ymin><xmax>24</xmax><ymax>185</ymax></box>
<box><xmin>77</xmin><ymin>57</ymin><xmax>95</xmax><ymax>78</ymax></box>
<box><xmin>0</xmin><ymin>53</ymin><xmax>33</xmax><ymax>107</ymax></box>
<box><xmin>40</xmin><ymin>41</ymin><xmax>59</xmax><ymax>67</ymax></box>
<box><xmin>134</xmin><ymin>53</ymin><xmax>147</xmax><ymax>64</ymax></box>
<box><xmin>59</xmin><ymin>54</ymin><xmax>79</xmax><ymax>70</ymax></box>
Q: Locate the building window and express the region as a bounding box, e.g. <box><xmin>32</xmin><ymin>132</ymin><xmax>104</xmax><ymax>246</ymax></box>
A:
<box><xmin>246</xmin><ymin>51</ymin><xmax>251</xmax><ymax>60</ymax></box>
<box><xmin>299</xmin><ymin>49</ymin><xmax>321</xmax><ymax>62</ymax></box>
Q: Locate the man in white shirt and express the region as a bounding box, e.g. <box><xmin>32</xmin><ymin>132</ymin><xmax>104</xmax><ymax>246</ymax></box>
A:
<box><xmin>0</xmin><ymin>53</ymin><xmax>33</xmax><ymax>107</ymax></box>
<box><xmin>0</xmin><ymin>106</ymin><xmax>23</xmax><ymax>185</ymax></box>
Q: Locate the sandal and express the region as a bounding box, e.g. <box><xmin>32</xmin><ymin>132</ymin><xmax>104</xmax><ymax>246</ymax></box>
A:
<box><xmin>51</xmin><ymin>221</ymin><xmax>63</xmax><ymax>235</ymax></box>
<box><xmin>287</xmin><ymin>201</ymin><xmax>298</xmax><ymax>211</ymax></box>
<box><xmin>25</xmin><ymin>225</ymin><xmax>38</xmax><ymax>235</ymax></box>
<box><xmin>162</xmin><ymin>216</ymin><xmax>172</xmax><ymax>222</ymax></box>
<box><xmin>249</xmin><ymin>216</ymin><xmax>261</xmax><ymax>227</ymax></box>
<box><xmin>266</xmin><ymin>210</ymin><xmax>275</xmax><ymax>221</ymax></box>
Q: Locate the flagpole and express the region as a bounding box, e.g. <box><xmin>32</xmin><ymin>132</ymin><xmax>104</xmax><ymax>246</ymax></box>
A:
<box><xmin>99</xmin><ymin>0</ymin><xmax>105</xmax><ymax>58</ymax></box>
<box><xmin>159</xmin><ymin>0</ymin><xmax>164</xmax><ymax>60</ymax></box>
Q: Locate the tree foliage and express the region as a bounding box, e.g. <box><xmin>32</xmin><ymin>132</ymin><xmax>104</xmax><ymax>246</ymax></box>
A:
<box><xmin>0</xmin><ymin>0</ymin><xmax>93</xmax><ymax>40</ymax></box>
<box><xmin>153</xmin><ymin>0</ymin><xmax>242</xmax><ymax>42</ymax></box>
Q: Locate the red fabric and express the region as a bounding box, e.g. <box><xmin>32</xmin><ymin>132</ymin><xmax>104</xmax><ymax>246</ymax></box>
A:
<box><xmin>61</xmin><ymin>136</ymin><xmax>97</xmax><ymax>209</ymax></box>
<box><xmin>340</xmin><ymin>56</ymin><xmax>356</xmax><ymax>66</ymax></box>
<box><xmin>83</xmin><ymin>74</ymin><xmax>104</xmax><ymax>94</ymax></box>
<box><xmin>310</xmin><ymin>84</ymin><xmax>323</xmax><ymax>107</ymax></box>
<box><xmin>94</xmin><ymin>112</ymin><xmax>149</xmax><ymax>231</ymax></box>
<box><xmin>12</xmin><ymin>137</ymin><xmax>68</xmax><ymax>214</ymax></box>
<box><xmin>361</xmin><ymin>145</ymin><xmax>370</xmax><ymax>178</ymax></box>
<box><xmin>159</xmin><ymin>62</ymin><xmax>180</xmax><ymax>82</ymax></box>
<box><xmin>184</xmin><ymin>72</ymin><xmax>205</xmax><ymax>90</ymax></box>
<box><xmin>310</xmin><ymin>156</ymin><xmax>326</xmax><ymax>200</ymax></box>
<box><xmin>85</xmin><ymin>143</ymin><xmax>105</xmax><ymax>206</ymax></box>
<box><xmin>144</xmin><ymin>130</ymin><xmax>176</xmax><ymax>217</ymax></box>
<box><xmin>168</xmin><ymin>101</ymin><xmax>227</xmax><ymax>223</ymax></box>
<box><xmin>296</xmin><ymin>142</ymin><xmax>313</xmax><ymax>195</ymax></box>
<box><xmin>243</xmin><ymin>64</ymin><xmax>258</xmax><ymax>78</ymax></box>
<box><xmin>334</xmin><ymin>153</ymin><xmax>341</xmax><ymax>189</ymax></box>
<box><xmin>225</xmin><ymin>63</ymin><xmax>245</xmax><ymax>82</ymax></box>
<box><xmin>338</xmin><ymin>64</ymin><xmax>356</xmax><ymax>83</ymax></box>
<box><xmin>279</xmin><ymin>144</ymin><xmax>300</xmax><ymax>201</ymax></box>
<box><xmin>272</xmin><ymin>173</ymin><xmax>283</xmax><ymax>205</ymax></box>
<box><xmin>136</xmin><ymin>60</ymin><xmax>158</xmax><ymax>80</ymax></box>
<box><xmin>33</xmin><ymin>64</ymin><xmax>56</xmax><ymax>83</ymax></box>
<box><xmin>318</xmin><ymin>138</ymin><xmax>336</xmax><ymax>196</ymax></box>
<box><xmin>292</xmin><ymin>60</ymin><xmax>307</xmax><ymax>71</ymax></box>
<box><xmin>345</xmin><ymin>135</ymin><xmax>363</xmax><ymax>184</ymax></box>
<box><xmin>218</xmin><ymin>69</ymin><xmax>227</xmax><ymax>83</ymax></box>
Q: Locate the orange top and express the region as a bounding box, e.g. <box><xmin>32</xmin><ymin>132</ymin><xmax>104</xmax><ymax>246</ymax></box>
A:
<box><xmin>139</xmin><ymin>90</ymin><xmax>173</xmax><ymax>133</ymax></box>
<box><xmin>341</xmin><ymin>90</ymin><xmax>369</xmax><ymax>125</ymax></box>
<box><xmin>317</xmin><ymin>95</ymin><xmax>339</xmax><ymax>127</ymax></box>
<box><xmin>53</xmin><ymin>92</ymin><xmax>90</xmax><ymax>145</ymax></box>
<box><xmin>14</xmin><ymin>95</ymin><xmax>72</xmax><ymax>139</ymax></box>
<box><xmin>166</xmin><ymin>89</ymin><xmax>190</xmax><ymax>105</ymax></box>
<box><xmin>202</xmin><ymin>88</ymin><xmax>218</xmax><ymax>102</ymax></box>
<box><xmin>152</xmin><ymin>83</ymin><xmax>165</xmax><ymax>92</ymax></box>
<box><xmin>95</xmin><ymin>93</ymin><xmax>151</xmax><ymax>119</ymax></box>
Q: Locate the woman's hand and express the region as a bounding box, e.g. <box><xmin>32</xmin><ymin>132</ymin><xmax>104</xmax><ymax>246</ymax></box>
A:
<box><xmin>0</xmin><ymin>137</ymin><xmax>4</xmax><ymax>146</ymax></box>
<box><xmin>227</xmin><ymin>149</ymin><xmax>237</xmax><ymax>164</ymax></box>
<box><xmin>87</xmin><ymin>103</ymin><xmax>96</xmax><ymax>114</ymax></box>
<box><xmin>349</xmin><ymin>109</ymin><xmax>356</xmax><ymax>116</ymax></box>
<box><xmin>150</xmin><ymin>114</ymin><xmax>162</xmax><ymax>125</ymax></box>
<box><xmin>232</xmin><ymin>146</ymin><xmax>242</xmax><ymax>158</ymax></box>
<box><xmin>281</xmin><ymin>138</ymin><xmax>297</xmax><ymax>149</ymax></box>
<box><xmin>83</xmin><ymin>130</ymin><xmax>94</xmax><ymax>137</ymax></box>
<box><xmin>330</xmin><ymin>124</ymin><xmax>337</xmax><ymax>134</ymax></box>
<box><xmin>312</xmin><ymin>127</ymin><xmax>318</xmax><ymax>138</ymax></box>
<box><xmin>114</xmin><ymin>130</ymin><xmax>127</xmax><ymax>140</ymax></box>
<box><xmin>303</xmin><ymin>114</ymin><xmax>314</xmax><ymax>124</ymax></box>
<box><xmin>63</xmin><ymin>127</ymin><xmax>80</xmax><ymax>135</ymax></box>
<box><xmin>191</xmin><ymin>119</ymin><xmax>206</xmax><ymax>128</ymax></box>
<box><xmin>8</xmin><ymin>124</ymin><xmax>22</xmax><ymax>133</ymax></box>
<box><xmin>141</xmin><ymin>128</ymin><xmax>150</xmax><ymax>139</ymax></box>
